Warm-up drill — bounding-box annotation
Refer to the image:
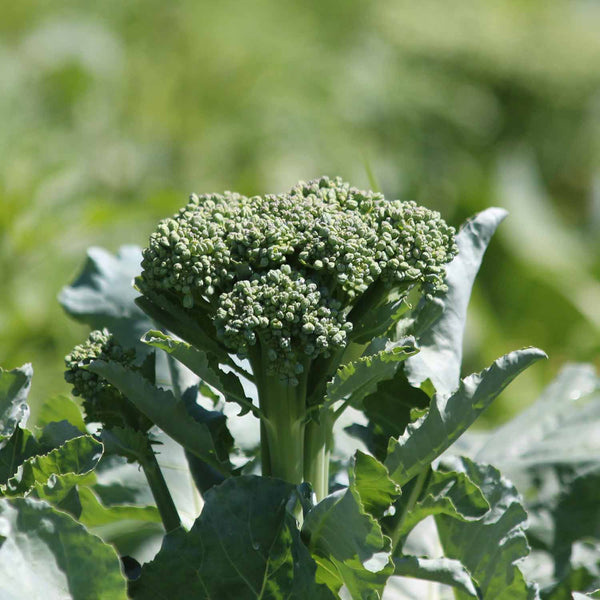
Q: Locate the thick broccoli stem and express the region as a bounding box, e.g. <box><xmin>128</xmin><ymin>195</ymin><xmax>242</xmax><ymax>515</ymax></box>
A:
<box><xmin>259</xmin><ymin>373</ymin><xmax>306</xmax><ymax>484</ymax></box>
<box><xmin>303</xmin><ymin>413</ymin><xmax>332</xmax><ymax>502</ymax></box>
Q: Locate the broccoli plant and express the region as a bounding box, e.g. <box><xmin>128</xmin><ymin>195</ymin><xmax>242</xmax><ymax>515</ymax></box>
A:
<box><xmin>4</xmin><ymin>176</ymin><xmax>600</xmax><ymax>600</ymax></box>
<box><xmin>135</xmin><ymin>176</ymin><xmax>457</xmax><ymax>498</ymax></box>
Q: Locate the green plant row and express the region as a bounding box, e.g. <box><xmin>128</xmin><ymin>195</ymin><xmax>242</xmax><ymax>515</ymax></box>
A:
<box><xmin>1</xmin><ymin>177</ymin><xmax>599</xmax><ymax>599</ymax></box>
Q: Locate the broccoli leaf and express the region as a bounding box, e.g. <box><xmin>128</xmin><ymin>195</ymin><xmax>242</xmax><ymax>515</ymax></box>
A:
<box><xmin>351</xmin><ymin>450</ymin><xmax>400</xmax><ymax>520</ymax></box>
<box><xmin>351</xmin><ymin>296</ymin><xmax>410</xmax><ymax>344</ymax></box>
<box><xmin>0</xmin><ymin>364</ymin><xmax>32</xmax><ymax>440</ymax></box>
<box><xmin>59</xmin><ymin>246</ymin><xmax>153</xmax><ymax>359</ymax></box>
<box><xmin>0</xmin><ymin>497</ymin><xmax>128</xmax><ymax>599</ymax></box>
<box><xmin>473</xmin><ymin>363</ymin><xmax>600</xmax><ymax>470</ymax></box>
<box><xmin>404</xmin><ymin>208</ymin><xmax>508</xmax><ymax>396</ymax></box>
<box><xmin>434</xmin><ymin>457</ymin><xmax>537</xmax><ymax>600</ymax></box>
<box><xmin>88</xmin><ymin>360</ymin><xmax>233</xmax><ymax>476</ymax></box>
<box><xmin>0</xmin><ymin>426</ymin><xmax>40</xmax><ymax>485</ymax></box>
<box><xmin>385</xmin><ymin>347</ymin><xmax>546</xmax><ymax>487</ymax></box>
<box><xmin>1</xmin><ymin>435</ymin><xmax>102</xmax><ymax>496</ymax></box>
<box><xmin>302</xmin><ymin>456</ymin><xmax>395</xmax><ymax>599</ymax></box>
<box><xmin>36</xmin><ymin>394</ymin><xmax>87</xmax><ymax>433</ymax></box>
<box><xmin>392</xmin><ymin>556</ymin><xmax>481</xmax><ymax>598</ymax></box>
<box><xmin>325</xmin><ymin>338</ymin><xmax>418</xmax><ymax>410</ymax></box>
<box><xmin>389</xmin><ymin>467</ymin><xmax>489</xmax><ymax>549</ymax></box>
<box><xmin>346</xmin><ymin>371</ymin><xmax>431</xmax><ymax>462</ymax></box>
<box><xmin>142</xmin><ymin>330</ymin><xmax>257</xmax><ymax>417</ymax></box>
<box><xmin>131</xmin><ymin>476</ymin><xmax>335</xmax><ymax>599</ymax></box>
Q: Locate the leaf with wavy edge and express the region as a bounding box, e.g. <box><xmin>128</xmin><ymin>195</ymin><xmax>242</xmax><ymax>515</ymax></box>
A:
<box><xmin>142</xmin><ymin>330</ymin><xmax>257</xmax><ymax>417</ymax></box>
<box><xmin>435</xmin><ymin>457</ymin><xmax>538</xmax><ymax>600</ymax></box>
<box><xmin>88</xmin><ymin>360</ymin><xmax>233</xmax><ymax>476</ymax></box>
<box><xmin>392</xmin><ymin>468</ymin><xmax>489</xmax><ymax>549</ymax></box>
<box><xmin>404</xmin><ymin>208</ymin><xmax>508</xmax><ymax>396</ymax></box>
<box><xmin>351</xmin><ymin>451</ymin><xmax>400</xmax><ymax>520</ymax></box>
<box><xmin>0</xmin><ymin>497</ymin><xmax>128</xmax><ymax>599</ymax></box>
<box><xmin>385</xmin><ymin>348</ymin><xmax>546</xmax><ymax>487</ymax></box>
<box><xmin>0</xmin><ymin>364</ymin><xmax>32</xmax><ymax>440</ymax></box>
<box><xmin>3</xmin><ymin>435</ymin><xmax>102</xmax><ymax>497</ymax></box>
<box><xmin>393</xmin><ymin>555</ymin><xmax>481</xmax><ymax>598</ymax></box>
<box><xmin>303</xmin><ymin>453</ymin><xmax>397</xmax><ymax>599</ymax></box>
<box><xmin>131</xmin><ymin>476</ymin><xmax>335</xmax><ymax>599</ymax></box>
<box><xmin>325</xmin><ymin>338</ymin><xmax>418</xmax><ymax>410</ymax></box>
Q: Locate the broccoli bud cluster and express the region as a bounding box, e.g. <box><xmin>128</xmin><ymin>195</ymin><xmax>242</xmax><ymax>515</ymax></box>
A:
<box><xmin>215</xmin><ymin>266</ymin><xmax>352</xmax><ymax>384</ymax></box>
<box><xmin>64</xmin><ymin>329</ymin><xmax>151</xmax><ymax>431</ymax></box>
<box><xmin>140</xmin><ymin>176</ymin><xmax>457</xmax><ymax>381</ymax></box>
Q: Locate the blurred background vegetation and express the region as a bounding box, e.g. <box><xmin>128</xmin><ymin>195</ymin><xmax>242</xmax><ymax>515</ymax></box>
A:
<box><xmin>1</xmin><ymin>0</ymin><xmax>599</xmax><ymax>424</ymax></box>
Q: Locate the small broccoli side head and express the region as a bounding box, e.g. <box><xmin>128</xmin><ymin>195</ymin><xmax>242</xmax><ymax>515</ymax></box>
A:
<box><xmin>64</xmin><ymin>329</ymin><xmax>151</xmax><ymax>432</ymax></box>
<box><xmin>139</xmin><ymin>176</ymin><xmax>457</xmax><ymax>385</ymax></box>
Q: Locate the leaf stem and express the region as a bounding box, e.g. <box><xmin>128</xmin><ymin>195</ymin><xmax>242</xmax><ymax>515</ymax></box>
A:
<box><xmin>390</xmin><ymin>466</ymin><xmax>430</xmax><ymax>552</ymax></box>
<box><xmin>140</xmin><ymin>447</ymin><xmax>182</xmax><ymax>533</ymax></box>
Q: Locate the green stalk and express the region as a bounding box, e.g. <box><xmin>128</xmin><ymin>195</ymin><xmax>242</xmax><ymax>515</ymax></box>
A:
<box><xmin>139</xmin><ymin>447</ymin><xmax>181</xmax><ymax>533</ymax></box>
<box><xmin>303</xmin><ymin>415</ymin><xmax>332</xmax><ymax>502</ymax></box>
<box><xmin>390</xmin><ymin>466</ymin><xmax>430</xmax><ymax>552</ymax></box>
<box><xmin>259</xmin><ymin>373</ymin><xmax>306</xmax><ymax>484</ymax></box>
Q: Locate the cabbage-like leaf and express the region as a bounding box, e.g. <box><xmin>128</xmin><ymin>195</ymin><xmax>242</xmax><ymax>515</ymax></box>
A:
<box><xmin>385</xmin><ymin>347</ymin><xmax>546</xmax><ymax>487</ymax></box>
<box><xmin>351</xmin><ymin>451</ymin><xmax>400</xmax><ymax>520</ymax></box>
<box><xmin>37</xmin><ymin>394</ymin><xmax>87</xmax><ymax>433</ymax></box>
<box><xmin>142</xmin><ymin>330</ymin><xmax>257</xmax><ymax>417</ymax></box>
<box><xmin>404</xmin><ymin>208</ymin><xmax>508</xmax><ymax>395</ymax></box>
<box><xmin>0</xmin><ymin>497</ymin><xmax>128</xmax><ymax>599</ymax></box>
<box><xmin>435</xmin><ymin>457</ymin><xmax>537</xmax><ymax>600</ymax></box>
<box><xmin>393</xmin><ymin>556</ymin><xmax>481</xmax><ymax>598</ymax></box>
<box><xmin>302</xmin><ymin>470</ymin><xmax>394</xmax><ymax>599</ymax></box>
<box><xmin>134</xmin><ymin>285</ymin><xmax>232</xmax><ymax>364</ymax></box>
<box><xmin>2</xmin><ymin>435</ymin><xmax>103</xmax><ymax>520</ymax></box>
<box><xmin>88</xmin><ymin>360</ymin><xmax>233</xmax><ymax>476</ymax></box>
<box><xmin>0</xmin><ymin>364</ymin><xmax>32</xmax><ymax>440</ymax></box>
<box><xmin>390</xmin><ymin>467</ymin><xmax>489</xmax><ymax>549</ymax></box>
<box><xmin>474</xmin><ymin>364</ymin><xmax>600</xmax><ymax>470</ymax></box>
<box><xmin>131</xmin><ymin>476</ymin><xmax>335</xmax><ymax>599</ymax></box>
<box><xmin>59</xmin><ymin>246</ymin><xmax>152</xmax><ymax>358</ymax></box>
<box><xmin>325</xmin><ymin>338</ymin><xmax>418</xmax><ymax>409</ymax></box>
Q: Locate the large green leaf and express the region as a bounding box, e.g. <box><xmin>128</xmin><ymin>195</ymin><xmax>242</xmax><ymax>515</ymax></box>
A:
<box><xmin>302</xmin><ymin>482</ymin><xmax>394</xmax><ymax>599</ymax></box>
<box><xmin>385</xmin><ymin>347</ymin><xmax>546</xmax><ymax>487</ymax></box>
<box><xmin>131</xmin><ymin>476</ymin><xmax>335</xmax><ymax>599</ymax></box>
<box><xmin>325</xmin><ymin>338</ymin><xmax>418</xmax><ymax>410</ymax></box>
<box><xmin>435</xmin><ymin>457</ymin><xmax>536</xmax><ymax>600</ymax></box>
<box><xmin>0</xmin><ymin>427</ymin><xmax>40</xmax><ymax>485</ymax></box>
<box><xmin>455</xmin><ymin>365</ymin><xmax>600</xmax><ymax>596</ymax></box>
<box><xmin>346</xmin><ymin>371</ymin><xmax>431</xmax><ymax>462</ymax></box>
<box><xmin>88</xmin><ymin>360</ymin><xmax>233</xmax><ymax>476</ymax></box>
<box><xmin>0</xmin><ymin>497</ymin><xmax>128</xmax><ymax>600</ymax></box>
<box><xmin>403</xmin><ymin>208</ymin><xmax>508</xmax><ymax>396</ymax></box>
<box><xmin>90</xmin><ymin>432</ymin><xmax>196</xmax><ymax>563</ymax></box>
<box><xmin>0</xmin><ymin>364</ymin><xmax>32</xmax><ymax>440</ymax></box>
<box><xmin>2</xmin><ymin>435</ymin><xmax>102</xmax><ymax>499</ymax></box>
<box><xmin>391</xmin><ymin>467</ymin><xmax>489</xmax><ymax>549</ymax></box>
<box><xmin>142</xmin><ymin>330</ymin><xmax>257</xmax><ymax>417</ymax></box>
<box><xmin>37</xmin><ymin>394</ymin><xmax>87</xmax><ymax>434</ymax></box>
<box><xmin>393</xmin><ymin>556</ymin><xmax>481</xmax><ymax>599</ymax></box>
<box><xmin>58</xmin><ymin>246</ymin><xmax>153</xmax><ymax>358</ymax></box>
<box><xmin>351</xmin><ymin>451</ymin><xmax>400</xmax><ymax>520</ymax></box>
<box><xmin>474</xmin><ymin>364</ymin><xmax>600</xmax><ymax>471</ymax></box>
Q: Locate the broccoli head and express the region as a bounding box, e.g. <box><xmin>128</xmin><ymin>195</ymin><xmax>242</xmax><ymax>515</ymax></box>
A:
<box><xmin>139</xmin><ymin>176</ymin><xmax>457</xmax><ymax>382</ymax></box>
<box><xmin>64</xmin><ymin>329</ymin><xmax>152</xmax><ymax>432</ymax></box>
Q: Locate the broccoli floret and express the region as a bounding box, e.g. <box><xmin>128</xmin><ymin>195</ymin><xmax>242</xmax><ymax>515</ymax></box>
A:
<box><xmin>138</xmin><ymin>176</ymin><xmax>457</xmax><ymax>493</ymax></box>
<box><xmin>139</xmin><ymin>176</ymin><xmax>457</xmax><ymax>382</ymax></box>
<box><xmin>64</xmin><ymin>329</ymin><xmax>151</xmax><ymax>432</ymax></box>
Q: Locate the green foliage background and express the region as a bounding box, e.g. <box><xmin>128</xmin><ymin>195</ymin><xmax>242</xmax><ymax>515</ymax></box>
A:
<box><xmin>1</xmin><ymin>0</ymin><xmax>599</xmax><ymax>422</ymax></box>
